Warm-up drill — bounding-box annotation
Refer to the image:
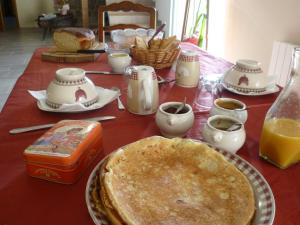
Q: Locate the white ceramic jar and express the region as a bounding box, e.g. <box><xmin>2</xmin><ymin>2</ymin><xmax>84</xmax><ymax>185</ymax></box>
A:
<box><xmin>108</xmin><ymin>52</ymin><xmax>132</xmax><ymax>73</ymax></box>
<box><xmin>210</xmin><ymin>98</ymin><xmax>248</xmax><ymax>123</ymax></box>
<box><xmin>155</xmin><ymin>102</ymin><xmax>194</xmax><ymax>138</ymax></box>
<box><xmin>175</xmin><ymin>50</ymin><xmax>200</xmax><ymax>88</ymax></box>
<box><xmin>46</xmin><ymin>68</ymin><xmax>98</xmax><ymax>108</ymax></box>
<box><xmin>202</xmin><ymin>115</ymin><xmax>246</xmax><ymax>153</ymax></box>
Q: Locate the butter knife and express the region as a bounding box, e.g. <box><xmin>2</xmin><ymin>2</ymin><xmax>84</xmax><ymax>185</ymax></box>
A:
<box><xmin>9</xmin><ymin>116</ymin><xmax>116</xmax><ymax>134</ymax></box>
<box><xmin>77</xmin><ymin>49</ymin><xmax>106</xmax><ymax>54</ymax></box>
<box><xmin>85</xmin><ymin>71</ymin><xmax>119</xmax><ymax>75</ymax></box>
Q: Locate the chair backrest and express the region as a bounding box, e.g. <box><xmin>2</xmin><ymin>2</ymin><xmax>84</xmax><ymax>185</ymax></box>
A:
<box><xmin>98</xmin><ymin>1</ymin><xmax>156</xmax><ymax>42</ymax></box>
<box><xmin>0</xmin><ymin>3</ymin><xmax>4</xmax><ymax>31</ymax></box>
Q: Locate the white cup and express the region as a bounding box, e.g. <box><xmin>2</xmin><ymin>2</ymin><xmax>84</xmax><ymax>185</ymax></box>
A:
<box><xmin>210</xmin><ymin>98</ymin><xmax>248</xmax><ymax>123</ymax></box>
<box><xmin>108</xmin><ymin>52</ymin><xmax>132</xmax><ymax>74</ymax></box>
<box><xmin>202</xmin><ymin>115</ymin><xmax>246</xmax><ymax>153</ymax></box>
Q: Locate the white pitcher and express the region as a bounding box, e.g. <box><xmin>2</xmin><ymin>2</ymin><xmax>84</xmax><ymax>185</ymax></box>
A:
<box><xmin>126</xmin><ymin>65</ymin><xmax>159</xmax><ymax>115</ymax></box>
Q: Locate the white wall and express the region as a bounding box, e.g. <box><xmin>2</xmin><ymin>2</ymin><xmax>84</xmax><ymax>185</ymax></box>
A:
<box><xmin>155</xmin><ymin>0</ymin><xmax>187</xmax><ymax>38</ymax></box>
<box><xmin>208</xmin><ymin>0</ymin><xmax>300</xmax><ymax>74</ymax></box>
<box><xmin>170</xmin><ymin>0</ymin><xmax>186</xmax><ymax>39</ymax></box>
<box><xmin>16</xmin><ymin>0</ymin><xmax>54</xmax><ymax>28</ymax></box>
<box><xmin>155</xmin><ymin>0</ymin><xmax>173</xmax><ymax>37</ymax></box>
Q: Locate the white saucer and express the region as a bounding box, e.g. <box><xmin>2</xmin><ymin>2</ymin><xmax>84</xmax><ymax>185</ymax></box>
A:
<box><xmin>29</xmin><ymin>87</ymin><xmax>119</xmax><ymax>113</ymax></box>
<box><xmin>222</xmin><ymin>82</ymin><xmax>280</xmax><ymax>96</ymax></box>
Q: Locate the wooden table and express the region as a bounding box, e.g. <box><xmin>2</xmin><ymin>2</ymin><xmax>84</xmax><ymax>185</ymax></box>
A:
<box><xmin>0</xmin><ymin>43</ymin><xmax>298</xmax><ymax>225</ymax></box>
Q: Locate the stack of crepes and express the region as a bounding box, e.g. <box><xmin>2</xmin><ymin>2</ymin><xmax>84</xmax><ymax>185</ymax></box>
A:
<box><xmin>95</xmin><ymin>136</ymin><xmax>255</xmax><ymax>225</ymax></box>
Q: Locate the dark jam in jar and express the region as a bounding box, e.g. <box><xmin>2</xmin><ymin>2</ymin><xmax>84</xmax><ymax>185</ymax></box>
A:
<box><xmin>164</xmin><ymin>105</ymin><xmax>189</xmax><ymax>114</ymax></box>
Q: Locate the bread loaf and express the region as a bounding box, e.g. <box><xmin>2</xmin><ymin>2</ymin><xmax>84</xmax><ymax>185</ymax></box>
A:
<box><xmin>53</xmin><ymin>27</ymin><xmax>95</xmax><ymax>51</ymax></box>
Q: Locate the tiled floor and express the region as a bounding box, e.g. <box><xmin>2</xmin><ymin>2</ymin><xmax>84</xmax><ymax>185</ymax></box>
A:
<box><xmin>0</xmin><ymin>28</ymin><xmax>52</xmax><ymax>112</ymax></box>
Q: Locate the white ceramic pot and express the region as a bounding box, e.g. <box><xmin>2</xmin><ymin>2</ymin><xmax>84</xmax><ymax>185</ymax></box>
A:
<box><xmin>108</xmin><ymin>52</ymin><xmax>132</xmax><ymax>73</ymax></box>
<box><xmin>210</xmin><ymin>98</ymin><xmax>248</xmax><ymax>123</ymax></box>
<box><xmin>223</xmin><ymin>59</ymin><xmax>268</xmax><ymax>92</ymax></box>
<box><xmin>46</xmin><ymin>68</ymin><xmax>98</xmax><ymax>108</ymax></box>
<box><xmin>202</xmin><ymin>115</ymin><xmax>246</xmax><ymax>153</ymax></box>
<box><xmin>175</xmin><ymin>50</ymin><xmax>200</xmax><ymax>88</ymax></box>
<box><xmin>155</xmin><ymin>102</ymin><xmax>194</xmax><ymax>138</ymax></box>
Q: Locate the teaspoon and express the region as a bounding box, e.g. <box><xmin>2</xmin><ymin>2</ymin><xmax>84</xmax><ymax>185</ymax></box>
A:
<box><xmin>111</xmin><ymin>87</ymin><xmax>125</xmax><ymax>110</ymax></box>
<box><xmin>175</xmin><ymin>97</ymin><xmax>187</xmax><ymax>114</ymax></box>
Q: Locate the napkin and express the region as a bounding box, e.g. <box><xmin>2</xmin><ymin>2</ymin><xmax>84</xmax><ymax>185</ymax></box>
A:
<box><xmin>28</xmin><ymin>86</ymin><xmax>119</xmax><ymax>112</ymax></box>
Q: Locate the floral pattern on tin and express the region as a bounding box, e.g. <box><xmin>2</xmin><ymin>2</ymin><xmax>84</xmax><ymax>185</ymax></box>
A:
<box><xmin>25</xmin><ymin>120</ymin><xmax>97</xmax><ymax>156</ymax></box>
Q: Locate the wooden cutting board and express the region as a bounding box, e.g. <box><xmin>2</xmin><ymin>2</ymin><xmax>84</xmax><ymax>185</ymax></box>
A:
<box><xmin>42</xmin><ymin>50</ymin><xmax>100</xmax><ymax>63</ymax></box>
<box><xmin>41</xmin><ymin>43</ymin><xmax>104</xmax><ymax>63</ymax></box>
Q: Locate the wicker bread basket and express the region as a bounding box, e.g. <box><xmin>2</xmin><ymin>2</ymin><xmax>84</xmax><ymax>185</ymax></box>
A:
<box><xmin>130</xmin><ymin>46</ymin><xmax>181</xmax><ymax>69</ymax></box>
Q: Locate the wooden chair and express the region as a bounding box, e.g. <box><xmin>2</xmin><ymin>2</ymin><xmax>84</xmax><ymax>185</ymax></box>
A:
<box><xmin>98</xmin><ymin>1</ymin><xmax>156</xmax><ymax>42</ymax></box>
<box><xmin>0</xmin><ymin>2</ymin><xmax>5</xmax><ymax>31</ymax></box>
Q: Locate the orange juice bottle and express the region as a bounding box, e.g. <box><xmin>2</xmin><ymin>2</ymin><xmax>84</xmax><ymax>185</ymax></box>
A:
<box><xmin>259</xmin><ymin>47</ymin><xmax>300</xmax><ymax>168</ymax></box>
<box><xmin>260</xmin><ymin>118</ymin><xmax>300</xmax><ymax>168</ymax></box>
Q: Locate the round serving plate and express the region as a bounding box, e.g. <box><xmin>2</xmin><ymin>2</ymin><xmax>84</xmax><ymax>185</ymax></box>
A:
<box><xmin>222</xmin><ymin>82</ymin><xmax>280</xmax><ymax>96</ymax></box>
<box><xmin>223</xmin><ymin>81</ymin><xmax>267</xmax><ymax>93</ymax></box>
<box><xmin>85</xmin><ymin>142</ymin><xmax>275</xmax><ymax>225</ymax></box>
<box><xmin>35</xmin><ymin>87</ymin><xmax>119</xmax><ymax>113</ymax></box>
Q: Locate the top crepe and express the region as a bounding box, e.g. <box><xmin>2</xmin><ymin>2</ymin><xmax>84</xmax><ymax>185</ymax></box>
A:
<box><xmin>102</xmin><ymin>136</ymin><xmax>255</xmax><ymax>225</ymax></box>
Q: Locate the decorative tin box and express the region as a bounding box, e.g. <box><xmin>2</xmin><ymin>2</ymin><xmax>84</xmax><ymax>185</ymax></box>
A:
<box><xmin>24</xmin><ymin>120</ymin><xmax>103</xmax><ymax>184</ymax></box>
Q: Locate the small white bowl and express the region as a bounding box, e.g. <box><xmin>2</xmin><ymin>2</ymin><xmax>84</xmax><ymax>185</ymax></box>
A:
<box><xmin>108</xmin><ymin>52</ymin><xmax>132</xmax><ymax>74</ymax></box>
<box><xmin>223</xmin><ymin>59</ymin><xmax>268</xmax><ymax>93</ymax></box>
<box><xmin>210</xmin><ymin>98</ymin><xmax>248</xmax><ymax>123</ymax></box>
<box><xmin>155</xmin><ymin>102</ymin><xmax>194</xmax><ymax>138</ymax></box>
<box><xmin>46</xmin><ymin>68</ymin><xmax>98</xmax><ymax>108</ymax></box>
<box><xmin>203</xmin><ymin>115</ymin><xmax>246</xmax><ymax>153</ymax></box>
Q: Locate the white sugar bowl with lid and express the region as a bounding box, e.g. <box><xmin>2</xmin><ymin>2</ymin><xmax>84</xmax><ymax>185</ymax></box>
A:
<box><xmin>223</xmin><ymin>59</ymin><xmax>268</xmax><ymax>93</ymax></box>
<box><xmin>46</xmin><ymin>68</ymin><xmax>98</xmax><ymax>108</ymax></box>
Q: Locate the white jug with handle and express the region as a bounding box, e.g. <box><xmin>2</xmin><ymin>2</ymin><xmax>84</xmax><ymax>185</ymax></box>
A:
<box><xmin>126</xmin><ymin>65</ymin><xmax>159</xmax><ymax>115</ymax></box>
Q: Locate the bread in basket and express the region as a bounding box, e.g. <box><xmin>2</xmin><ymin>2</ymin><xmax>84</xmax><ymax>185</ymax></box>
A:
<box><xmin>130</xmin><ymin>36</ymin><xmax>181</xmax><ymax>69</ymax></box>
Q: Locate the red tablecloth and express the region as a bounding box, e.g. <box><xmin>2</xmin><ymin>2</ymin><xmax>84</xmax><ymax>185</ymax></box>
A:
<box><xmin>0</xmin><ymin>43</ymin><xmax>299</xmax><ymax>225</ymax></box>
